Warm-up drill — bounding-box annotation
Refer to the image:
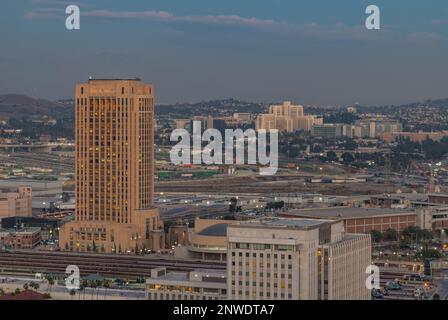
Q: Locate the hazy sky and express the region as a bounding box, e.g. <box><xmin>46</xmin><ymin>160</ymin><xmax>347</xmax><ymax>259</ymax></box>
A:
<box><xmin>1</xmin><ymin>0</ymin><xmax>448</xmax><ymax>105</ymax></box>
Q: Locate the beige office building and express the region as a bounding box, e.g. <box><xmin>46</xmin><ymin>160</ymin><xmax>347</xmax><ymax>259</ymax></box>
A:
<box><xmin>256</xmin><ymin>101</ymin><xmax>319</xmax><ymax>132</ymax></box>
<box><xmin>59</xmin><ymin>78</ymin><xmax>162</xmax><ymax>254</ymax></box>
<box><xmin>0</xmin><ymin>186</ymin><xmax>32</xmax><ymax>220</ymax></box>
<box><xmin>227</xmin><ymin>218</ymin><xmax>371</xmax><ymax>300</ymax></box>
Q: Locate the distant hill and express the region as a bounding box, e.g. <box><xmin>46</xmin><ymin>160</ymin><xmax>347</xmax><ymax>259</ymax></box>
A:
<box><xmin>0</xmin><ymin>94</ymin><xmax>73</xmax><ymax>120</ymax></box>
<box><xmin>156</xmin><ymin>98</ymin><xmax>266</xmax><ymax>117</ymax></box>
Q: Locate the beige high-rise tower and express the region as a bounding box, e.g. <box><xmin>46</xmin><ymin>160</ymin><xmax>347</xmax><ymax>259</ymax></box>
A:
<box><xmin>59</xmin><ymin>78</ymin><xmax>164</xmax><ymax>254</ymax></box>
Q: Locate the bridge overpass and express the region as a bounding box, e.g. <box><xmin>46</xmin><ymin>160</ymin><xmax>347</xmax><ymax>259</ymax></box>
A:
<box><xmin>0</xmin><ymin>143</ymin><xmax>73</xmax><ymax>153</ymax></box>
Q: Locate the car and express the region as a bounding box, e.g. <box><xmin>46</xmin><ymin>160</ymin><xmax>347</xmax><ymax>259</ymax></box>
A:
<box><xmin>414</xmin><ymin>287</ymin><xmax>424</xmax><ymax>298</ymax></box>
<box><xmin>409</xmin><ymin>274</ymin><xmax>423</xmax><ymax>281</ymax></box>
<box><xmin>371</xmin><ymin>288</ymin><xmax>383</xmax><ymax>299</ymax></box>
<box><xmin>386</xmin><ymin>281</ymin><xmax>402</xmax><ymax>290</ymax></box>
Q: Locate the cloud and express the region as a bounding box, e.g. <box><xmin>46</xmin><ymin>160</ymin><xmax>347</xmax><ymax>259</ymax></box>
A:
<box><xmin>295</xmin><ymin>22</ymin><xmax>378</xmax><ymax>42</ymax></box>
<box><xmin>21</xmin><ymin>7</ymin><xmax>391</xmax><ymax>43</ymax></box>
<box><xmin>28</xmin><ymin>0</ymin><xmax>95</xmax><ymax>10</ymax></box>
<box><xmin>25</xmin><ymin>8</ymin><xmax>276</xmax><ymax>28</ymax></box>
<box><xmin>22</xmin><ymin>8</ymin><xmax>375</xmax><ymax>41</ymax></box>
<box><xmin>24</xmin><ymin>7</ymin><xmax>62</xmax><ymax>20</ymax></box>
<box><xmin>406</xmin><ymin>32</ymin><xmax>446</xmax><ymax>45</ymax></box>
<box><xmin>84</xmin><ymin>10</ymin><xmax>276</xmax><ymax>27</ymax></box>
<box><xmin>432</xmin><ymin>19</ymin><xmax>448</xmax><ymax>25</ymax></box>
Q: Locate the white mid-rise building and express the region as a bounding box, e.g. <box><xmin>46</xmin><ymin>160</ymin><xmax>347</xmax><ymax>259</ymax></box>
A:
<box><xmin>227</xmin><ymin>218</ymin><xmax>371</xmax><ymax>300</ymax></box>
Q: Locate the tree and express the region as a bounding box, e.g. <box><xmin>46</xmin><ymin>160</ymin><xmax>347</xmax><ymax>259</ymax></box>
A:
<box><xmin>415</xmin><ymin>248</ymin><xmax>442</xmax><ymax>260</ymax></box>
<box><xmin>102</xmin><ymin>279</ymin><xmax>111</xmax><ymax>300</ymax></box>
<box><xmin>29</xmin><ymin>282</ymin><xmax>39</xmax><ymax>290</ymax></box>
<box><xmin>340</xmin><ymin>139</ymin><xmax>358</xmax><ymax>151</ymax></box>
<box><xmin>69</xmin><ymin>289</ymin><xmax>76</xmax><ymax>300</ymax></box>
<box><xmin>383</xmin><ymin>229</ymin><xmax>398</xmax><ymax>242</ymax></box>
<box><xmin>266</xmin><ymin>201</ymin><xmax>285</xmax><ymax>210</ymax></box>
<box><xmin>62</xmin><ymin>192</ymin><xmax>71</xmax><ymax>202</ymax></box>
<box><xmin>419</xmin><ymin>229</ymin><xmax>434</xmax><ymax>241</ymax></box>
<box><xmin>163</xmin><ymin>220</ymin><xmax>173</xmax><ymax>234</ymax></box>
<box><xmin>401</xmin><ymin>226</ymin><xmax>419</xmax><ymax>243</ymax></box>
<box><xmin>324</xmin><ymin>112</ymin><xmax>359</xmax><ymax>125</ymax></box>
<box><xmin>341</xmin><ymin>152</ymin><xmax>355</xmax><ymax>164</ymax></box>
<box><xmin>326</xmin><ymin>151</ymin><xmax>337</xmax><ymax>162</ymax></box>
<box><xmin>95</xmin><ymin>279</ymin><xmax>102</xmax><ymax>300</ymax></box>
<box><xmin>43</xmin><ymin>293</ymin><xmax>52</xmax><ymax>300</ymax></box>
<box><xmin>89</xmin><ymin>280</ymin><xmax>97</xmax><ymax>300</ymax></box>
<box><xmin>78</xmin><ymin>282</ymin><xmax>85</xmax><ymax>300</ymax></box>
<box><xmin>229</xmin><ymin>197</ymin><xmax>238</xmax><ymax>213</ymax></box>
<box><xmin>23</xmin><ymin>283</ymin><xmax>29</xmax><ymax>290</ymax></box>
<box><xmin>46</xmin><ymin>275</ymin><xmax>55</xmax><ymax>293</ymax></box>
<box><xmin>371</xmin><ymin>230</ymin><xmax>383</xmax><ymax>243</ymax></box>
<box><xmin>81</xmin><ymin>279</ymin><xmax>88</xmax><ymax>300</ymax></box>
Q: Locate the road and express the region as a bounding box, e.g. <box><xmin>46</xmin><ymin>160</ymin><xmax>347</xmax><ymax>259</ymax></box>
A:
<box><xmin>0</xmin><ymin>276</ymin><xmax>145</xmax><ymax>300</ymax></box>
<box><xmin>434</xmin><ymin>279</ymin><xmax>448</xmax><ymax>299</ymax></box>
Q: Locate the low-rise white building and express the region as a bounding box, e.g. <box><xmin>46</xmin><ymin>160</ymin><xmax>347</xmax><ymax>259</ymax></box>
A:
<box><xmin>146</xmin><ymin>267</ymin><xmax>227</xmax><ymax>300</ymax></box>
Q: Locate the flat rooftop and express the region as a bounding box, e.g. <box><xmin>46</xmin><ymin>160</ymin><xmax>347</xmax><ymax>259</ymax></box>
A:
<box><xmin>149</xmin><ymin>269</ymin><xmax>226</xmax><ymax>282</ymax></box>
<box><xmin>0</xmin><ymin>227</ymin><xmax>41</xmax><ymax>234</ymax></box>
<box><xmin>370</xmin><ymin>193</ymin><xmax>428</xmax><ymax>202</ymax></box>
<box><xmin>280</xmin><ymin>207</ymin><xmax>415</xmax><ymax>219</ymax></box>
<box><xmin>88</xmin><ymin>78</ymin><xmax>141</xmax><ymax>82</ymax></box>
<box><xmin>428</xmin><ymin>193</ymin><xmax>448</xmax><ymax>198</ymax></box>
<box><xmin>231</xmin><ymin>217</ymin><xmax>336</xmax><ymax>230</ymax></box>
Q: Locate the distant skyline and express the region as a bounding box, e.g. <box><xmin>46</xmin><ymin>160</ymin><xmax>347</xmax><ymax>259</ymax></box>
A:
<box><xmin>1</xmin><ymin>0</ymin><xmax>448</xmax><ymax>105</ymax></box>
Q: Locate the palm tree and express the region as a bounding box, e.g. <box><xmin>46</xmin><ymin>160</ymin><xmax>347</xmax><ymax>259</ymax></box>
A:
<box><xmin>102</xmin><ymin>279</ymin><xmax>111</xmax><ymax>300</ymax></box>
<box><xmin>81</xmin><ymin>279</ymin><xmax>88</xmax><ymax>300</ymax></box>
<box><xmin>30</xmin><ymin>282</ymin><xmax>40</xmax><ymax>290</ymax></box>
<box><xmin>95</xmin><ymin>279</ymin><xmax>102</xmax><ymax>300</ymax></box>
<box><xmin>89</xmin><ymin>280</ymin><xmax>97</xmax><ymax>300</ymax></box>
<box><xmin>46</xmin><ymin>275</ymin><xmax>55</xmax><ymax>294</ymax></box>
<box><xmin>78</xmin><ymin>283</ymin><xmax>85</xmax><ymax>300</ymax></box>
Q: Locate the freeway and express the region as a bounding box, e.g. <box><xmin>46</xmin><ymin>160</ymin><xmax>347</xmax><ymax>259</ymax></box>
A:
<box><xmin>0</xmin><ymin>276</ymin><xmax>146</xmax><ymax>300</ymax></box>
<box><xmin>434</xmin><ymin>279</ymin><xmax>448</xmax><ymax>299</ymax></box>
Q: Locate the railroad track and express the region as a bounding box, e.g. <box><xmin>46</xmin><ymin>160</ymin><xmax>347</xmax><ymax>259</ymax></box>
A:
<box><xmin>0</xmin><ymin>250</ymin><xmax>226</xmax><ymax>279</ymax></box>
